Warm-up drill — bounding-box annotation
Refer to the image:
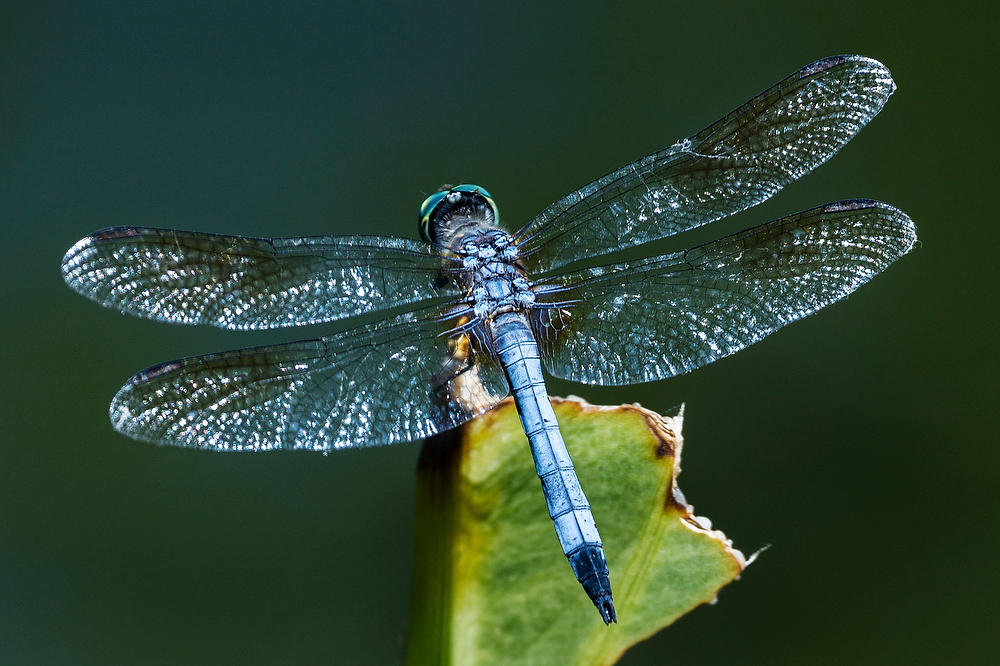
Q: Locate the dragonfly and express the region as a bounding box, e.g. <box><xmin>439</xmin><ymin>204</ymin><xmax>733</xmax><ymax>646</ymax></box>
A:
<box><xmin>61</xmin><ymin>55</ymin><xmax>916</xmax><ymax>625</ymax></box>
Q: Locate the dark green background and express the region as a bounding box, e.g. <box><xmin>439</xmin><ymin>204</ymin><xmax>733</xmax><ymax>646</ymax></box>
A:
<box><xmin>3</xmin><ymin>2</ymin><xmax>995</xmax><ymax>664</ymax></box>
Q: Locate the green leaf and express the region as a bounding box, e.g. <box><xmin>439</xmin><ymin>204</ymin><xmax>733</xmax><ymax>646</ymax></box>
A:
<box><xmin>405</xmin><ymin>397</ymin><xmax>746</xmax><ymax>666</ymax></box>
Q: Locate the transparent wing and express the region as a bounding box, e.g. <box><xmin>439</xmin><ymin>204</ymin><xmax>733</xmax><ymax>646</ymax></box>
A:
<box><xmin>61</xmin><ymin>226</ymin><xmax>459</xmax><ymax>330</ymax></box>
<box><xmin>533</xmin><ymin>200</ymin><xmax>916</xmax><ymax>385</ymax></box>
<box><xmin>110</xmin><ymin>306</ymin><xmax>508</xmax><ymax>450</ymax></box>
<box><xmin>513</xmin><ymin>55</ymin><xmax>896</xmax><ymax>272</ymax></box>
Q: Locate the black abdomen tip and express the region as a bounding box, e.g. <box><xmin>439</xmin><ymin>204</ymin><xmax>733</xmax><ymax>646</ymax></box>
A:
<box><xmin>568</xmin><ymin>545</ymin><xmax>617</xmax><ymax>624</ymax></box>
<box><xmin>596</xmin><ymin>595</ymin><xmax>618</xmax><ymax>625</ymax></box>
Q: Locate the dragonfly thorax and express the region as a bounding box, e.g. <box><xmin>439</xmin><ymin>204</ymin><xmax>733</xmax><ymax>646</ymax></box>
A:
<box><xmin>457</xmin><ymin>230</ymin><xmax>536</xmax><ymax>320</ymax></box>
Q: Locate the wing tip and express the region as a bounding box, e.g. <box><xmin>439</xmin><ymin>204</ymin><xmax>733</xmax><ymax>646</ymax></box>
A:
<box><xmin>108</xmin><ymin>379</ymin><xmax>155</xmax><ymax>446</ymax></box>
<box><xmin>820</xmin><ymin>199</ymin><xmax>917</xmax><ymax>256</ymax></box>
<box><xmin>820</xmin><ymin>198</ymin><xmax>891</xmax><ymax>213</ymax></box>
<box><xmin>108</xmin><ymin>387</ymin><xmax>134</xmax><ymax>437</ymax></box>
<box><xmin>820</xmin><ymin>196</ymin><xmax>912</xmax><ymax>219</ymax></box>
<box><xmin>797</xmin><ymin>54</ymin><xmax>895</xmax><ymax>99</ymax></box>
<box><xmin>60</xmin><ymin>228</ymin><xmax>141</xmax><ymax>296</ymax></box>
<box><xmin>799</xmin><ymin>54</ymin><xmax>891</xmax><ymax>76</ymax></box>
<box><xmin>60</xmin><ymin>234</ymin><xmax>95</xmax><ymax>290</ymax></box>
<box><xmin>108</xmin><ymin>357</ymin><xmax>187</xmax><ymax>441</ymax></box>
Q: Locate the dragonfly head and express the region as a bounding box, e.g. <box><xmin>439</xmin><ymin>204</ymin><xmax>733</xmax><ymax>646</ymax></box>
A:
<box><xmin>419</xmin><ymin>184</ymin><xmax>499</xmax><ymax>244</ymax></box>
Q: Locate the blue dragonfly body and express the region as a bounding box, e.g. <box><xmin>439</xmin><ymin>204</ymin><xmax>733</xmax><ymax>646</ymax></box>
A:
<box><xmin>62</xmin><ymin>55</ymin><xmax>916</xmax><ymax>623</ymax></box>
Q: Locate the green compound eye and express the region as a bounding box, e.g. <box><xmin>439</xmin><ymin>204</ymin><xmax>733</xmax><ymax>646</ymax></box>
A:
<box><xmin>453</xmin><ymin>184</ymin><xmax>499</xmax><ymax>225</ymax></box>
<box><xmin>452</xmin><ymin>184</ymin><xmax>493</xmax><ymax>199</ymax></box>
<box><xmin>418</xmin><ymin>184</ymin><xmax>499</xmax><ymax>242</ymax></box>
<box><xmin>418</xmin><ymin>191</ymin><xmax>449</xmax><ymax>242</ymax></box>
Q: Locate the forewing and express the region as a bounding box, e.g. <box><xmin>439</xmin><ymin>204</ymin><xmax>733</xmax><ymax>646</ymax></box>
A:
<box><xmin>514</xmin><ymin>56</ymin><xmax>896</xmax><ymax>272</ymax></box>
<box><xmin>533</xmin><ymin>200</ymin><xmax>915</xmax><ymax>385</ymax></box>
<box><xmin>62</xmin><ymin>227</ymin><xmax>458</xmax><ymax>329</ymax></box>
<box><xmin>110</xmin><ymin>306</ymin><xmax>508</xmax><ymax>450</ymax></box>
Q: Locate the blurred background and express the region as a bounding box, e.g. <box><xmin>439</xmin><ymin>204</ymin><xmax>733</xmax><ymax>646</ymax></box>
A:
<box><xmin>2</xmin><ymin>1</ymin><xmax>995</xmax><ymax>664</ymax></box>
